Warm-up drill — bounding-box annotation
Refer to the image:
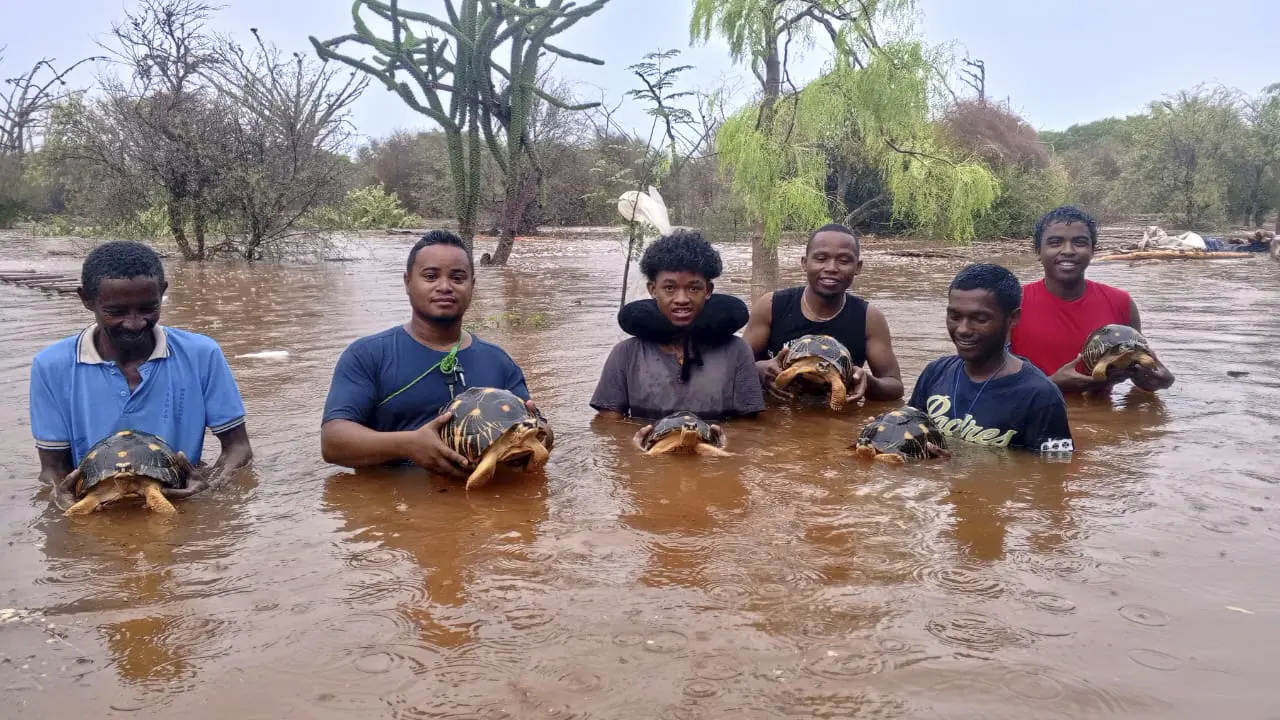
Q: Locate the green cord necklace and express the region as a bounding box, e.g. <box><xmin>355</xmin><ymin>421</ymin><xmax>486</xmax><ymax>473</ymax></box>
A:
<box><xmin>377</xmin><ymin>336</ymin><xmax>463</xmax><ymax>407</ymax></box>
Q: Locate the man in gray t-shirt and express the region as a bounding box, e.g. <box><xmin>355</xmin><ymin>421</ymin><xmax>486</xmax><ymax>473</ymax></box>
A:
<box><xmin>590</xmin><ymin>336</ymin><xmax>763</xmax><ymax>422</ymax></box>
<box><xmin>590</xmin><ymin>230</ymin><xmax>766</xmax><ymax>429</ymax></box>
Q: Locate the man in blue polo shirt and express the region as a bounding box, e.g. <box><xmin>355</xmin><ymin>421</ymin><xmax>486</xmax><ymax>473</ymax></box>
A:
<box><xmin>29</xmin><ymin>240</ymin><xmax>254</xmax><ymax>509</ymax></box>
<box><xmin>320</xmin><ymin>229</ymin><xmax>551</xmax><ymax>477</ymax></box>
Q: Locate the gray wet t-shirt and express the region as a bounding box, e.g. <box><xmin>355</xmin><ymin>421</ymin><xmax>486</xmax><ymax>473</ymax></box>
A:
<box><xmin>589</xmin><ymin>337</ymin><xmax>766</xmax><ymax>422</ymax></box>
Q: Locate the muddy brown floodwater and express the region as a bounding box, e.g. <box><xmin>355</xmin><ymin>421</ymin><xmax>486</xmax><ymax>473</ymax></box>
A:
<box><xmin>1</xmin><ymin>232</ymin><xmax>1278</xmax><ymax>719</ymax></box>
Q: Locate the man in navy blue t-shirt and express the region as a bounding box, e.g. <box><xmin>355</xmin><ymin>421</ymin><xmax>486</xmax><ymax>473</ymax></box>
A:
<box><xmin>321</xmin><ymin>230</ymin><xmax>549</xmax><ymax>475</ymax></box>
<box><xmin>907</xmin><ymin>263</ymin><xmax>1074</xmax><ymax>455</ymax></box>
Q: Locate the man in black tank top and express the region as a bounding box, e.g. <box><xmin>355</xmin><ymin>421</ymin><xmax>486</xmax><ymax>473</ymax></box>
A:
<box><xmin>743</xmin><ymin>223</ymin><xmax>905</xmax><ymax>405</ymax></box>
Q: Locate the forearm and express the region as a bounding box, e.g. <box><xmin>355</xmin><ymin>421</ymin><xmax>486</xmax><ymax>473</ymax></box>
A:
<box><xmin>320</xmin><ymin>420</ymin><xmax>413</xmax><ymax>468</ymax></box>
<box><xmin>1049</xmin><ymin>372</ymin><xmax>1109</xmax><ymax>395</ymax></box>
<box><xmin>865</xmin><ymin>373</ymin><xmax>904</xmax><ymax>401</ymax></box>
<box><xmin>206</xmin><ymin>444</ymin><xmax>252</xmax><ymax>488</ymax></box>
<box><xmin>37</xmin><ymin>449</ymin><xmax>75</xmax><ymax>508</ymax></box>
<box><xmin>39</xmin><ymin>466</ymin><xmax>69</xmax><ymax>487</ymax></box>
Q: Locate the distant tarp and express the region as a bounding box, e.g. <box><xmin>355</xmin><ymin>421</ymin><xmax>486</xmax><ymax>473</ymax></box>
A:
<box><xmin>1139</xmin><ymin>225</ymin><xmax>1207</xmax><ymax>251</ymax></box>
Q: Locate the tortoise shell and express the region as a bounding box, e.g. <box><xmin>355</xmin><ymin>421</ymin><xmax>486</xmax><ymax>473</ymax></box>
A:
<box><xmin>440</xmin><ymin>387</ymin><xmax>546</xmax><ymax>462</ymax></box>
<box><xmin>1080</xmin><ymin>324</ymin><xmax>1154</xmax><ymax>370</ymax></box>
<box><xmin>854</xmin><ymin>406</ymin><xmax>947</xmax><ymax>460</ymax></box>
<box><xmin>75</xmin><ymin>429</ymin><xmax>188</xmax><ymax>498</ymax></box>
<box><xmin>779</xmin><ymin>334</ymin><xmax>855</xmax><ymax>381</ymax></box>
<box><xmin>644</xmin><ymin>411</ymin><xmax>714</xmax><ymax>450</ymax></box>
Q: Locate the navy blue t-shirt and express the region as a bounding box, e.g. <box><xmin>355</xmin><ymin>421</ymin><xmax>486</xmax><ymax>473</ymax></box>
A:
<box><xmin>907</xmin><ymin>355</ymin><xmax>1074</xmax><ymax>453</ymax></box>
<box><xmin>322</xmin><ymin>326</ymin><xmax>530</xmax><ymax>432</ymax></box>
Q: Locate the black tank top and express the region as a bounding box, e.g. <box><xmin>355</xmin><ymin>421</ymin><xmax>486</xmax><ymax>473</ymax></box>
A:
<box><xmin>765</xmin><ymin>286</ymin><xmax>869</xmax><ymax>365</ymax></box>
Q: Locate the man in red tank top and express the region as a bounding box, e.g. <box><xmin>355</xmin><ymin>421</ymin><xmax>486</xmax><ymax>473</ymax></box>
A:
<box><xmin>1010</xmin><ymin>207</ymin><xmax>1175</xmax><ymax>395</ymax></box>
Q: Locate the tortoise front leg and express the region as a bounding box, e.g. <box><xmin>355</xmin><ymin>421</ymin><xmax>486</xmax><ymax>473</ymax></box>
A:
<box><xmin>1091</xmin><ymin>354</ymin><xmax>1116</xmax><ymax>382</ymax></box>
<box><xmin>465</xmin><ymin>448</ymin><xmax>502</xmax><ymax>490</ymax></box>
<box><xmin>827</xmin><ymin>372</ymin><xmax>848</xmax><ymax>412</ymax></box>
<box><xmin>645</xmin><ymin>435</ymin><xmax>685</xmax><ymax>455</ymax></box>
<box><xmin>64</xmin><ymin>482</ymin><xmax>125</xmax><ymax>516</ymax></box>
<box><xmin>142</xmin><ymin>480</ymin><xmax>178</xmax><ymax>514</ymax></box>
<box><xmin>694</xmin><ymin>442</ymin><xmax>733</xmax><ymax>457</ymax></box>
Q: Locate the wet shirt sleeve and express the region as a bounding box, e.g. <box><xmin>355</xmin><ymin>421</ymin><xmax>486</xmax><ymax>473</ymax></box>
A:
<box><xmin>589</xmin><ymin>342</ymin><xmax>631</xmax><ymax>415</ymax></box>
<box><xmin>731</xmin><ymin>339</ymin><xmax>766</xmax><ymax>416</ymax></box>
<box><xmin>29</xmin><ymin>355</ymin><xmax>71</xmax><ymax>452</ymax></box>
<box><xmin>907</xmin><ymin>360</ymin><xmax>938</xmax><ymax>411</ymax></box>
<box><xmin>500</xmin><ymin>350</ymin><xmax>531</xmax><ymax>401</ymax></box>
<box><xmin>202</xmin><ymin>344</ymin><xmax>248</xmax><ymax>435</ymax></box>
<box><xmin>322</xmin><ymin>341</ymin><xmax>379</xmax><ymax>426</ymax></box>
<box><xmin>1022</xmin><ymin>386</ymin><xmax>1075</xmax><ymax>454</ymax></box>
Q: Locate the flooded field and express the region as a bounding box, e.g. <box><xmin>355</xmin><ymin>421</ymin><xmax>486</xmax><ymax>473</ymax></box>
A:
<box><xmin>1</xmin><ymin>231</ymin><xmax>1278</xmax><ymax>718</ymax></box>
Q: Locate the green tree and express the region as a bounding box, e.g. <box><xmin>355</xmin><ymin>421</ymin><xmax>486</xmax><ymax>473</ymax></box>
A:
<box><xmin>311</xmin><ymin>0</ymin><xmax>609</xmax><ymax>263</ymax></box>
<box><xmin>1039</xmin><ymin>116</ymin><xmax>1143</xmax><ymax>221</ymax></box>
<box><xmin>1123</xmin><ymin>86</ymin><xmax>1245</xmax><ymax>229</ymax></box>
<box><xmin>941</xmin><ymin>99</ymin><xmax>1070</xmax><ymax>238</ymax></box>
<box><xmin>691</xmin><ymin>1</ymin><xmax>996</xmax><ymax>292</ymax></box>
<box><xmin>1251</xmin><ymin>83</ymin><xmax>1280</xmax><ymax>231</ymax></box>
<box><xmin>691</xmin><ymin>0</ymin><xmax>913</xmax><ymax>291</ymax></box>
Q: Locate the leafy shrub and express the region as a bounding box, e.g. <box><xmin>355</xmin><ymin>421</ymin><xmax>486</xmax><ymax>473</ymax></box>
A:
<box><xmin>309</xmin><ymin>185</ymin><xmax>423</xmax><ymax>230</ymax></box>
<box><xmin>973</xmin><ymin>159</ymin><xmax>1073</xmax><ymax>239</ymax></box>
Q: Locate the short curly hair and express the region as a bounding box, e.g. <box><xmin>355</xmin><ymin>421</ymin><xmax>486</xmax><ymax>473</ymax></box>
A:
<box><xmin>80</xmin><ymin>240</ymin><xmax>166</xmax><ymax>301</ymax></box>
<box><xmin>1033</xmin><ymin>206</ymin><xmax>1098</xmax><ymax>250</ymax></box>
<box><xmin>639</xmin><ymin>230</ymin><xmax>723</xmax><ymax>282</ymax></box>
<box><xmin>950</xmin><ymin>262</ymin><xmax>1022</xmax><ymax>316</ymax></box>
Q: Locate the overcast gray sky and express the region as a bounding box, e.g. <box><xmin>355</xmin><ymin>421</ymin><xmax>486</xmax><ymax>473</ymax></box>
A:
<box><xmin>4</xmin><ymin>0</ymin><xmax>1277</xmax><ymax>149</ymax></box>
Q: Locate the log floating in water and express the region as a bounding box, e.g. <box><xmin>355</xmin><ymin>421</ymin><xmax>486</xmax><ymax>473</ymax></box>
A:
<box><xmin>0</xmin><ymin>271</ymin><xmax>81</xmax><ymax>294</ymax></box>
<box><xmin>1096</xmin><ymin>250</ymin><xmax>1257</xmax><ymax>261</ymax></box>
<box><xmin>885</xmin><ymin>249</ymin><xmax>966</xmax><ymax>259</ymax></box>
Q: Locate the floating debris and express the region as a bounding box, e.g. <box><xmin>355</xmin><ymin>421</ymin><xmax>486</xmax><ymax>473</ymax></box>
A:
<box><xmin>1225</xmin><ymin>605</ymin><xmax>1255</xmax><ymax>615</ymax></box>
<box><xmin>0</xmin><ymin>270</ymin><xmax>80</xmax><ymax>295</ymax></box>
<box><xmin>1096</xmin><ymin>250</ymin><xmax>1256</xmax><ymax>262</ymax></box>
<box><xmin>235</xmin><ymin>350</ymin><xmax>290</xmax><ymax>360</ymax></box>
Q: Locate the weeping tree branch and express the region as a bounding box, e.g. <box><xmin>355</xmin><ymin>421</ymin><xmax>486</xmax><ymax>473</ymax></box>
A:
<box><xmin>884</xmin><ymin>137</ymin><xmax>958</xmax><ymax>166</ymax></box>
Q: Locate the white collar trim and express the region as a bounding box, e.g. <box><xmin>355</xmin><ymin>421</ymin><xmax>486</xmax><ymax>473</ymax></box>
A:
<box><xmin>76</xmin><ymin>324</ymin><xmax>170</xmax><ymax>364</ymax></box>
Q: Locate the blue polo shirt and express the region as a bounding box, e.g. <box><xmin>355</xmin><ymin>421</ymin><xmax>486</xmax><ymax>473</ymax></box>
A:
<box><xmin>29</xmin><ymin>324</ymin><xmax>248</xmax><ymax>466</ymax></box>
<box><xmin>322</xmin><ymin>326</ymin><xmax>530</xmax><ymax>433</ymax></box>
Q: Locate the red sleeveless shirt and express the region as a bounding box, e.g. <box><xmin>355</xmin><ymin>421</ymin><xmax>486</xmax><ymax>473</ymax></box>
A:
<box><xmin>1010</xmin><ymin>279</ymin><xmax>1132</xmax><ymax>377</ymax></box>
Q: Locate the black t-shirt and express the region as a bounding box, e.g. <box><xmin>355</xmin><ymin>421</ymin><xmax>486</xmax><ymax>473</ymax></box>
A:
<box><xmin>907</xmin><ymin>355</ymin><xmax>1074</xmax><ymax>454</ymax></box>
<box><xmin>764</xmin><ymin>287</ymin><xmax>869</xmax><ymax>363</ymax></box>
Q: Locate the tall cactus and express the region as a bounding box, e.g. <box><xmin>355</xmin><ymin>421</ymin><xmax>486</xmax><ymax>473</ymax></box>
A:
<box><xmin>310</xmin><ymin>0</ymin><xmax>609</xmax><ymax>259</ymax></box>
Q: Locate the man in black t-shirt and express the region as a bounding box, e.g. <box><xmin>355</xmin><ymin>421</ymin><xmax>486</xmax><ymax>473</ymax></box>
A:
<box><xmin>907</xmin><ymin>263</ymin><xmax>1074</xmax><ymax>454</ymax></box>
<box><xmin>742</xmin><ymin>223</ymin><xmax>905</xmax><ymax>405</ymax></box>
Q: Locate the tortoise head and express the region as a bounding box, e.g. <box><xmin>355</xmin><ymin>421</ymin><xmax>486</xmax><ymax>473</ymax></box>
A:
<box><xmin>677</xmin><ymin>425</ymin><xmax>704</xmax><ymax>451</ymax></box>
<box><xmin>671</xmin><ymin>414</ymin><xmax>703</xmax><ymax>434</ymax></box>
